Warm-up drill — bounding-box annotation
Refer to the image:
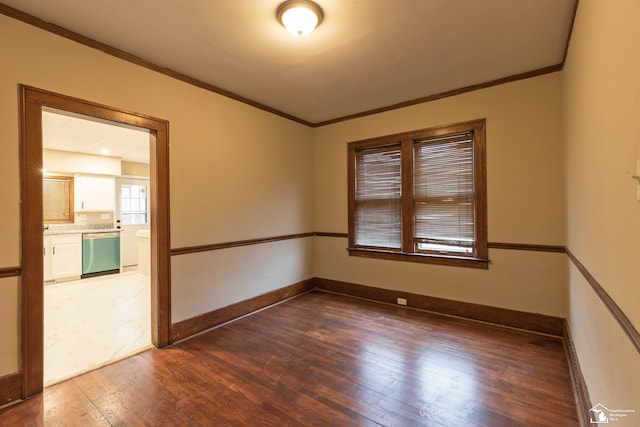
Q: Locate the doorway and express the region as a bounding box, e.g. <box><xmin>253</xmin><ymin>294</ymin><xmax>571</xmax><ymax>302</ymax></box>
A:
<box><xmin>116</xmin><ymin>177</ymin><xmax>151</xmax><ymax>270</ymax></box>
<box><xmin>19</xmin><ymin>85</ymin><xmax>171</xmax><ymax>398</ymax></box>
<box><xmin>42</xmin><ymin>109</ymin><xmax>154</xmax><ymax>385</ymax></box>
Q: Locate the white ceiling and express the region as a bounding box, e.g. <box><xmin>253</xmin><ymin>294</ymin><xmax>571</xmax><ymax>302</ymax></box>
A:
<box><xmin>3</xmin><ymin>0</ymin><xmax>576</xmax><ymax>124</ymax></box>
<box><xmin>43</xmin><ymin>109</ymin><xmax>150</xmax><ymax>164</ymax></box>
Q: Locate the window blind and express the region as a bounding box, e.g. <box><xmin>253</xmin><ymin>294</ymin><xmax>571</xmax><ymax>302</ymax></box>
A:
<box><xmin>347</xmin><ymin>119</ymin><xmax>487</xmax><ymax>268</ymax></box>
<box><xmin>354</xmin><ymin>145</ymin><xmax>402</xmax><ymax>249</ymax></box>
<box><xmin>43</xmin><ymin>177</ymin><xmax>72</xmax><ymax>222</ymax></box>
<box><xmin>413</xmin><ymin>133</ymin><xmax>475</xmax><ymax>255</ymax></box>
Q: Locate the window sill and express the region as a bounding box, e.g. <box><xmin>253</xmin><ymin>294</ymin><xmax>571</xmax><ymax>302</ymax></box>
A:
<box><xmin>347</xmin><ymin>247</ymin><xmax>489</xmax><ymax>269</ymax></box>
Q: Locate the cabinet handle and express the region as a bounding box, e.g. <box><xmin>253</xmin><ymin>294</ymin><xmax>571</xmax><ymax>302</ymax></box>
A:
<box><xmin>53</xmin><ymin>247</ymin><xmax>55</xmax><ymax>255</ymax></box>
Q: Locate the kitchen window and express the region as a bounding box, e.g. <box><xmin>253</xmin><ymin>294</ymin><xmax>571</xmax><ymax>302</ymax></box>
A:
<box><xmin>347</xmin><ymin>119</ymin><xmax>488</xmax><ymax>269</ymax></box>
<box><xmin>43</xmin><ymin>175</ymin><xmax>74</xmax><ymax>224</ymax></box>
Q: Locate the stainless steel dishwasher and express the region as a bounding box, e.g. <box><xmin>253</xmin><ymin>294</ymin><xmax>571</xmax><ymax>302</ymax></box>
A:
<box><xmin>82</xmin><ymin>232</ymin><xmax>121</xmax><ymax>278</ymax></box>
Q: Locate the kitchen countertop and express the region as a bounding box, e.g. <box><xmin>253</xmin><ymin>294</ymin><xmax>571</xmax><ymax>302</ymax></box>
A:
<box><xmin>44</xmin><ymin>228</ymin><xmax>122</xmax><ymax>236</ymax></box>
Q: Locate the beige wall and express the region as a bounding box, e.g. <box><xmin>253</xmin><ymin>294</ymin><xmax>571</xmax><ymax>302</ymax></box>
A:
<box><xmin>43</xmin><ymin>149</ymin><xmax>122</xmax><ymax>175</ymax></box>
<box><xmin>121</xmin><ymin>161</ymin><xmax>150</xmax><ymax>177</ymax></box>
<box><xmin>313</xmin><ymin>73</ymin><xmax>568</xmax><ymax>315</ymax></box>
<box><xmin>563</xmin><ymin>0</ymin><xmax>640</xmax><ymax>419</ymax></box>
<box><xmin>0</xmin><ymin>14</ymin><xmax>314</xmax><ymax>376</ymax></box>
<box><xmin>0</xmin><ymin>278</ymin><xmax>19</xmax><ymax>374</ymax></box>
<box><xmin>172</xmin><ymin>238</ymin><xmax>314</xmax><ymax>322</ymax></box>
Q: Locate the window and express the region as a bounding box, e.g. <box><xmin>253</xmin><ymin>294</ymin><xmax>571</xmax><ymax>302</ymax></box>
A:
<box><xmin>348</xmin><ymin>119</ymin><xmax>487</xmax><ymax>268</ymax></box>
<box><xmin>43</xmin><ymin>175</ymin><xmax>74</xmax><ymax>224</ymax></box>
<box><xmin>120</xmin><ymin>183</ymin><xmax>149</xmax><ymax>225</ymax></box>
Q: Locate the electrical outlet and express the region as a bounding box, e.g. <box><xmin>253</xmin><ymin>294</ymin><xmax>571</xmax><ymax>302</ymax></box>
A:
<box><xmin>397</xmin><ymin>298</ymin><xmax>407</xmax><ymax>306</ymax></box>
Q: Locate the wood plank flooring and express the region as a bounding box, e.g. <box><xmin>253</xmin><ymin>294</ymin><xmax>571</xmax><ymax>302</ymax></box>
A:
<box><xmin>0</xmin><ymin>290</ymin><xmax>579</xmax><ymax>426</ymax></box>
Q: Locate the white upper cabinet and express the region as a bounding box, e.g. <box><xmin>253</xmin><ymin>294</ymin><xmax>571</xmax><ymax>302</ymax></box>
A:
<box><xmin>75</xmin><ymin>174</ymin><xmax>116</xmax><ymax>211</ymax></box>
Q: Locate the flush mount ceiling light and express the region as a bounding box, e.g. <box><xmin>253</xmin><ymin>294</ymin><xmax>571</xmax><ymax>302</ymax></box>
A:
<box><xmin>277</xmin><ymin>0</ymin><xmax>324</xmax><ymax>37</ymax></box>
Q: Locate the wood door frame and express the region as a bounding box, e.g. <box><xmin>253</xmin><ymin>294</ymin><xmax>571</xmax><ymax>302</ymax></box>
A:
<box><xmin>19</xmin><ymin>85</ymin><xmax>172</xmax><ymax>398</ymax></box>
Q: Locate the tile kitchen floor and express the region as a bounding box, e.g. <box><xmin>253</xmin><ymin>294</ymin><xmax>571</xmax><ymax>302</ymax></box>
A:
<box><xmin>44</xmin><ymin>271</ymin><xmax>152</xmax><ymax>386</ymax></box>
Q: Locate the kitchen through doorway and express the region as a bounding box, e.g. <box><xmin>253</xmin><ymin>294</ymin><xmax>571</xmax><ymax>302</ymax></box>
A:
<box><xmin>42</xmin><ymin>108</ymin><xmax>153</xmax><ymax>386</ymax></box>
<box><xmin>20</xmin><ymin>85</ymin><xmax>171</xmax><ymax>398</ymax></box>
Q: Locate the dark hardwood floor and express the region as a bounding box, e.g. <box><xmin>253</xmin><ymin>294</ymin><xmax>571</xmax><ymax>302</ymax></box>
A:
<box><xmin>0</xmin><ymin>290</ymin><xmax>578</xmax><ymax>426</ymax></box>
